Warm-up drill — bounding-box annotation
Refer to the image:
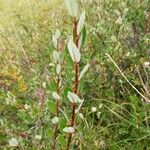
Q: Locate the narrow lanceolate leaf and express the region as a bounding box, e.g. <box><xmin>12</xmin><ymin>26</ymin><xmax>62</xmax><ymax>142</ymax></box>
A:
<box><xmin>63</xmin><ymin>127</ymin><xmax>75</xmax><ymax>133</ymax></box>
<box><xmin>52</xmin><ymin>92</ymin><xmax>60</xmax><ymax>100</ymax></box>
<box><xmin>53</xmin><ymin>50</ymin><xmax>60</xmax><ymax>63</ymax></box>
<box><xmin>78</xmin><ymin>33</ymin><xmax>83</xmax><ymax>50</ymax></box>
<box><xmin>79</xmin><ymin>63</ymin><xmax>90</xmax><ymax>80</ymax></box>
<box><xmin>55</xmin><ymin>29</ymin><xmax>61</xmax><ymax>39</ymax></box>
<box><xmin>64</xmin><ymin>0</ymin><xmax>78</xmax><ymax>17</ymax></box>
<box><xmin>77</xmin><ymin>11</ymin><xmax>85</xmax><ymax>35</ymax></box>
<box><xmin>78</xmin><ymin>26</ymin><xmax>87</xmax><ymax>50</ymax></box>
<box><xmin>52</xmin><ymin>29</ymin><xmax>60</xmax><ymax>48</ymax></box>
<box><xmin>67</xmin><ymin>91</ymin><xmax>82</xmax><ymax>103</ymax></box>
<box><xmin>68</xmin><ymin>40</ymin><xmax>81</xmax><ymax>62</ymax></box>
<box><xmin>52</xmin><ymin>35</ymin><xmax>57</xmax><ymax>48</ymax></box>
<box><xmin>56</xmin><ymin>64</ymin><xmax>61</xmax><ymax>75</ymax></box>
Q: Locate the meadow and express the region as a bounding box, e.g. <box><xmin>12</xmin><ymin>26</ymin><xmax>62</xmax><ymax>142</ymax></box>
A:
<box><xmin>0</xmin><ymin>0</ymin><xmax>150</xmax><ymax>149</ymax></box>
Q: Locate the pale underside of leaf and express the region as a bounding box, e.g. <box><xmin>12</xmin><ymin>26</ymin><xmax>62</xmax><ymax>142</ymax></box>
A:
<box><xmin>63</xmin><ymin>127</ymin><xmax>75</xmax><ymax>133</ymax></box>
<box><xmin>53</xmin><ymin>50</ymin><xmax>60</xmax><ymax>62</ymax></box>
<box><xmin>79</xmin><ymin>63</ymin><xmax>90</xmax><ymax>80</ymax></box>
<box><xmin>77</xmin><ymin>11</ymin><xmax>85</xmax><ymax>35</ymax></box>
<box><xmin>64</xmin><ymin>0</ymin><xmax>77</xmax><ymax>17</ymax></box>
<box><xmin>67</xmin><ymin>40</ymin><xmax>81</xmax><ymax>62</ymax></box>
<box><xmin>67</xmin><ymin>91</ymin><xmax>82</xmax><ymax>103</ymax></box>
<box><xmin>52</xmin><ymin>91</ymin><xmax>60</xmax><ymax>100</ymax></box>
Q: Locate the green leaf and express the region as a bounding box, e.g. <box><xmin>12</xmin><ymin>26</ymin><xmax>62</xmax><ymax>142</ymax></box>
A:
<box><xmin>64</xmin><ymin>0</ymin><xmax>78</xmax><ymax>17</ymax></box>
<box><xmin>64</xmin><ymin>45</ymin><xmax>74</xmax><ymax>66</ymax></box>
<box><xmin>78</xmin><ymin>26</ymin><xmax>87</xmax><ymax>50</ymax></box>
<box><xmin>79</xmin><ymin>63</ymin><xmax>90</xmax><ymax>80</ymax></box>
<box><xmin>52</xmin><ymin>29</ymin><xmax>60</xmax><ymax>48</ymax></box>
<box><xmin>67</xmin><ymin>40</ymin><xmax>81</xmax><ymax>62</ymax></box>
<box><xmin>67</xmin><ymin>91</ymin><xmax>82</xmax><ymax>103</ymax></box>
<box><xmin>48</xmin><ymin>80</ymin><xmax>57</xmax><ymax>91</ymax></box>
<box><xmin>47</xmin><ymin>100</ymin><xmax>56</xmax><ymax>113</ymax></box>
<box><xmin>53</xmin><ymin>50</ymin><xmax>60</xmax><ymax>63</ymax></box>
<box><xmin>77</xmin><ymin>11</ymin><xmax>85</xmax><ymax>35</ymax></box>
<box><xmin>58</xmin><ymin>135</ymin><xmax>67</xmax><ymax>147</ymax></box>
<box><xmin>59</xmin><ymin>117</ymin><xmax>67</xmax><ymax>130</ymax></box>
<box><xmin>52</xmin><ymin>92</ymin><xmax>61</xmax><ymax>100</ymax></box>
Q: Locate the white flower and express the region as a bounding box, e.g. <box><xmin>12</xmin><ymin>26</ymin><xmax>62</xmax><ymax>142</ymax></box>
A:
<box><xmin>9</xmin><ymin>138</ymin><xmax>18</xmax><ymax>147</ymax></box>
<box><xmin>63</xmin><ymin>127</ymin><xmax>75</xmax><ymax>133</ymax></box>
<box><xmin>91</xmin><ymin>107</ymin><xmax>97</xmax><ymax>112</ymax></box>
<box><xmin>143</xmin><ymin>62</ymin><xmax>150</xmax><ymax>68</ymax></box>
<box><xmin>35</xmin><ymin>135</ymin><xmax>42</xmax><ymax>140</ymax></box>
<box><xmin>52</xmin><ymin>92</ymin><xmax>61</xmax><ymax>100</ymax></box>
<box><xmin>52</xmin><ymin>116</ymin><xmax>59</xmax><ymax>124</ymax></box>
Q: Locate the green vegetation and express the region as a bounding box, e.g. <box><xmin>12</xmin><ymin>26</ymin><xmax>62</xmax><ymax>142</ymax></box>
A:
<box><xmin>0</xmin><ymin>0</ymin><xmax>150</xmax><ymax>149</ymax></box>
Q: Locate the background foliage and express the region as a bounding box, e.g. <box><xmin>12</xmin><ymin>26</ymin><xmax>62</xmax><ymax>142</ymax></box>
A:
<box><xmin>0</xmin><ymin>0</ymin><xmax>150</xmax><ymax>149</ymax></box>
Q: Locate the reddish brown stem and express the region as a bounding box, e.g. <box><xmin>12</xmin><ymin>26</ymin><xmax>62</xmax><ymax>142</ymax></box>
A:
<box><xmin>66</xmin><ymin>17</ymin><xmax>80</xmax><ymax>150</ymax></box>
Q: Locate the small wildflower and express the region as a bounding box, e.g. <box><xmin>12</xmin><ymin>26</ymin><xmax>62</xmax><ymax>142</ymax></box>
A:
<box><xmin>9</xmin><ymin>138</ymin><xmax>18</xmax><ymax>147</ymax></box>
<box><xmin>91</xmin><ymin>107</ymin><xmax>97</xmax><ymax>112</ymax></box>
<box><xmin>143</xmin><ymin>62</ymin><xmax>150</xmax><ymax>68</ymax></box>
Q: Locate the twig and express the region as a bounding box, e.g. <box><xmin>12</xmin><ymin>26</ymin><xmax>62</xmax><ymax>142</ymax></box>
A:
<box><xmin>136</xmin><ymin>67</ymin><xmax>150</xmax><ymax>97</ymax></box>
<box><xmin>105</xmin><ymin>53</ymin><xmax>150</xmax><ymax>103</ymax></box>
<box><xmin>53</xmin><ymin>43</ymin><xmax>61</xmax><ymax>150</ymax></box>
<box><xmin>66</xmin><ymin>16</ymin><xmax>80</xmax><ymax>150</ymax></box>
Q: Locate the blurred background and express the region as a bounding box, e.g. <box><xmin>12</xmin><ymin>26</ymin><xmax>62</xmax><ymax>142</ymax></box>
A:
<box><xmin>0</xmin><ymin>0</ymin><xmax>150</xmax><ymax>149</ymax></box>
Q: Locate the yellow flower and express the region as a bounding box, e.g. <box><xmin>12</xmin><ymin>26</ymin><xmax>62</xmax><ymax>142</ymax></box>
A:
<box><xmin>18</xmin><ymin>79</ymin><xmax>27</xmax><ymax>92</ymax></box>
